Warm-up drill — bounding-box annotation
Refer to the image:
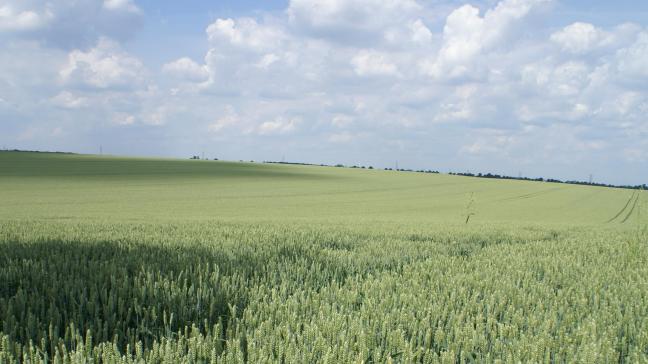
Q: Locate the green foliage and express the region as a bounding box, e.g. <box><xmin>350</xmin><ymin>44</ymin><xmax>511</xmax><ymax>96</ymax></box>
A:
<box><xmin>0</xmin><ymin>152</ymin><xmax>646</xmax><ymax>363</ymax></box>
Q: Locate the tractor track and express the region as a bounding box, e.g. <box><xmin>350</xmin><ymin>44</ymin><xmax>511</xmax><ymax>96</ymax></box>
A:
<box><xmin>620</xmin><ymin>192</ymin><xmax>640</xmax><ymax>223</ymax></box>
<box><xmin>606</xmin><ymin>191</ymin><xmax>637</xmax><ymax>223</ymax></box>
<box><xmin>498</xmin><ymin>187</ymin><xmax>565</xmax><ymax>202</ymax></box>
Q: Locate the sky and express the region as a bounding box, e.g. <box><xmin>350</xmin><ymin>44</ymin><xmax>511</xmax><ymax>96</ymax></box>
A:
<box><xmin>1</xmin><ymin>0</ymin><xmax>648</xmax><ymax>185</ymax></box>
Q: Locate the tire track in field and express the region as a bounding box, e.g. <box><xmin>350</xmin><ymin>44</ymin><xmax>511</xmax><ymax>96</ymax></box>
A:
<box><xmin>620</xmin><ymin>192</ymin><xmax>640</xmax><ymax>223</ymax></box>
<box><xmin>606</xmin><ymin>190</ymin><xmax>637</xmax><ymax>223</ymax></box>
<box><xmin>497</xmin><ymin>187</ymin><xmax>565</xmax><ymax>202</ymax></box>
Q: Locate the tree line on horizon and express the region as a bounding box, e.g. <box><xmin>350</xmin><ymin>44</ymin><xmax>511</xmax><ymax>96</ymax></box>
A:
<box><xmin>264</xmin><ymin>159</ymin><xmax>647</xmax><ymax>191</ymax></box>
<box><xmin>448</xmin><ymin>171</ymin><xmax>647</xmax><ymax>191</ymax></box>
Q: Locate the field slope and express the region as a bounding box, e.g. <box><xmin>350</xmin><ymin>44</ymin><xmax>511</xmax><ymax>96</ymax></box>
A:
<box><xmin>0</xmin><ymin>151</ymin><xmax>639</xmax><ymax>225</ymax></box>
<box><xmin>0</xmin><ymin>151</ymin><xmax>646</xmax><ymax>363</ymax></box>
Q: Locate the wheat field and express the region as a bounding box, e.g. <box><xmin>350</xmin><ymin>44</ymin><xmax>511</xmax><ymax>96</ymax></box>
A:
<box><xmin>1</xmin><ymin>151</ymin><xmax>646</xmax><ymax>363</ymax></box>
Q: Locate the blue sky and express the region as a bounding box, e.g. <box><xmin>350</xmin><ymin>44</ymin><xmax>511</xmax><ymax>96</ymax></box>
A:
<box><xmin>1</xmin><ymin>0</ymin><xmax>648</xmax><ymax>185</ymax></box>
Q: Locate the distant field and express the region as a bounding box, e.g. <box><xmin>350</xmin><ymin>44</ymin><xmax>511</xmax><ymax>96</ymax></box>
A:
<box><xmin>1</xmin><ymin>152</ymin><xmax>646</xmax><ymax>363</ymax></box>
<box><xmin>0</xmin><ymin>151</ymin><xmax>640</xmax><ymax>225</ymax></box>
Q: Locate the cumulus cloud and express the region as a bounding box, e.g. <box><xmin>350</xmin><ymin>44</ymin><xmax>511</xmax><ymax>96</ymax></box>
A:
<box><xmin>409</xmin><ymin>19</ymin><xmax>433</xmax><ymax>43</ymax></box>
<box><xmin>257</xmin><ymin>117</ymin><xmax>300</xmax><ymax>135</ymax></box>
<box><xmin>351</xmin><ymin>50</ymin><xmax>399</xmax><ymax>77</ymax></box>
<box><xmin>520</xmin><ymin>61</ymin><xmax>590</xmax><ymax>97</ymax></box>
<box><xmin>60</xmin><ymin>37</ymin><xmax>146</xmax><ymax>89</ymax></box>
<box><xmin>331</xmin><ymin>114</ymin><xmax>354</xmax><ymax>128</ymax></box>
<box><xmin>208</xmin><ymin>106</ymin><xmax>240</xmax><ymax>133</ymax></box>
<box><xmin>207</xmin><ymin>18</ymin><xmax>285</xmax><ymax>51</ymax></box>
<box><xmin>328</xmin><ymin>132</ymin><xmax>354</xmax><ymax>143</ymax></box>
<box><xmin>287</xmin><ymin>0</ymin><xmax>422</xmax><ymax>44</ymax></box>
<box><xmin>550</xmin><ymin>22</ymin><xmax>609</xmax><ymax>53</ymax></box>
<box><xmin>112</xmin><ymin>112</ymin><xmax>136</xmax><ymax>125</ymax></box>
<box><xmin>461</xmin><ymin>133</ymin><xmax>517</xmax><ymax>156</ymax></box>
<box><xmin>163</xmin><ymin>57</ymin><xmax>209</xmax><ymax>82</ymax></box>
<box><xmin>50</xmin><ymin>91</ymin><xmax>89</xmax><ymax>109</ymax></box>
<box><xmin>429</xmin><ymin>84</ymin><xmax>480</xmax><ymax>122</ymax></box>
<box><xmin>382</xmin><ymin>18</ymin><xmax>435</xmax><ymax>47</ymax></box>
<box><xmin>103</xmin><ymin>0</ymin><xmax>140</xmax><ymax>13</ymax></box>
<box><xmin>256</xmin><ymin>53</ymin><xmax>280</xmax><ymax>69</ymax></box>
<box><xmin>0</xmin><ymin>0</ymin><xmax>142</xmax><ymax>48</ymax></box>
<box><xmin>421</xmin><ymin>0</ymin><xmax>549</xmax><ymax>79</ymax></box>
<box><xmin>616</xmin><ymin>32</ymin><xmax>648</xmax><ymax>79</ymax></box>
<box><xmin>0</xmin><ymin>4</ymin><xmax>52</xmax><ymax>32</ymax></box>
<box><xmin>551</xmin><ymin>22</ymin><xmax>641</xmax><ymax>55</ymax></box>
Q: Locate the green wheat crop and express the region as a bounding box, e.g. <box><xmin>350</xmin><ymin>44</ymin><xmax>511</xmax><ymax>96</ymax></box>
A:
<box><xmin>0</xmin><ymin>152</ymin><xmax>646</xmax><ymax>363</ymax></box>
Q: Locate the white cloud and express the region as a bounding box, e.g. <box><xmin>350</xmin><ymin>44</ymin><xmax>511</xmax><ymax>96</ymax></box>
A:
<box><xmin>421</xmin><ymin>0</ymin><xmax>549</xmax><ymax>79</ymax></box>
<box><xmin>0</xmin><ymin>4</ymin><xmax>51</xmax><ymax>32</ymax></box>
<box><xmin>112</xmin><ymin>112</ymin><xmax>135</xmax><ymax>125</ymax></box>
<box><xmin>331</xmin><ymin>114</ymin><xmax>354</xmax><ymax>128</ymax></box>
<box><xmin>550</xmin><ymin>61</ymin><xmax>590</xmax><ymax>96</ymax></box>
<box><xmin>351</xmin><ymin>50</ymin><xmax>399</xmax><ymax>76</ymax></box>
<box><xmin>383</xmin><ymin>19</ymin><xmax>435</xmax><ymax>46</ymax></box>
<box><xmin>206</xmin><ymin>18</ymin><xmax>285</xmax><ymax>51</ymax></box>
<box><xmin>433</xmin><ymin>84</ymin><xmax>479</xmax><ymax>122</ymax></box>
<box><xmin>163</xmin><ymin>57</ymin><xmax>209</xmax><ymax>82</ymax></box>
<box><xmin>616</xmin><ymin>32</ymin><xmax>648</xmax><ymax>79</ymax></box>
<box><xmin>328</xmin><ymin>132</ymin><xmax>354</xmax><ymax>143</ymax></box>
<box><xmin>571</xmin><ymin>103</ymin><xmax>589</xmax><ymax>118</ymax></box>
<box><xmin>518</xmin><ymin>59</ymin><xmax>591</xmax><ymax>120</ymax></box>
<box><xmin>208</xmin><ymin>106</ymin><xmax>240</xmax><ymax>133</ymax></box>
<box><xmin>460</xmin><ymin>130</ymin><xmax>518</xmax><ymax>156</ymax></box>
<box><xmin>103</xmin><ymin>0</ymin><xmax>141</xmax><ymax>13</ymax></box>
<box><xmin>409</xmin><ymin>19</ymin><xmax>433</xmax><ymax>43</ymax></box>
<box><xmin>141</xmin><ymin>106</ymin><xmax>169</xmax><ymax>126</ymax></box>
<box><xmin>624</xmin><ymin>144</ymin><xmax>648</xmax><ymax>163</ymax></box>
<box><xmin>0</xmin><ymin>1</ymin><xmax>142</xmax><ymax>48</ymax></box>
<box><xmin>618</xmin><ymin>93</ymin><xmax>642</xmax><ymax>115</ymax></box>
<box><xmin>550</xmin><ymin>22</ymin><xmax>609</xmax><ymax>53</ymax></box>
<box><xmin>287</xmin><ymin>0</ymin><xmax>422</xmax><ymax>42</ymax></box>
<box><xmin>60</xmin><ymin>37</ymin><xmax>146</xmax><ymax>89</ymax></box>
<box><xmin>551</xmin><ymin>22</ymin><xmax>641</xmax><ymax>55</ymax></box>
<box><xmin>257</xmin><ymin>117</ymin><xmax>300</xmax><ymax>135</ymax></box>
<box><xmin>256</xmin><ymin>53</ymin><xmax>280</xmax><ymax>69</ymax></box>
<box><xmin>50</xmin><ymin>91</ymin><xmax>88</xmax><ymax>109</ymax></box>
